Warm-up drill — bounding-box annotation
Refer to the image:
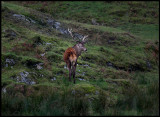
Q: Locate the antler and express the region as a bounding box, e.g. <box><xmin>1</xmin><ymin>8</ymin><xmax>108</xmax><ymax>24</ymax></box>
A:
<box><xmin>68</xmin><ymin>28</ymin><xmax>73</xmax><ymax>38</ymax></box>
<box><xmin>82</xmin><ymin>35</ymin><xmax>88</xmax><ymax>42</ymax></box>
<box><xmin>68</xmin><ymin>28</ymin><xmax>88</xmax><ymax>43</ymax></box>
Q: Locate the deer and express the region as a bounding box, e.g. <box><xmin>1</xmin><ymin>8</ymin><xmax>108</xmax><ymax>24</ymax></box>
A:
<box><xmin>63</xmin><ymin>28</ymin><xmax>88</xmax><ymax>84</ymax></box>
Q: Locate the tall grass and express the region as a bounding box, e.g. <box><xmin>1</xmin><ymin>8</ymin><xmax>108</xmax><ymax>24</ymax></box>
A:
<box><xmin>2</xmin><ymin>86</ymin><xmax>92</xmax><ymax>116</ymax></box>
<box><xmin>115</xmin><ymin>72</ymin><xmax>159</xmax><ymax>116</ymax></box>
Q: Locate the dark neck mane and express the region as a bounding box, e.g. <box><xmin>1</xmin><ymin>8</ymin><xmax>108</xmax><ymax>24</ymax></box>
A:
<box><xmin>72</xmin><ymin>45</ymin><xmax>81</xmax><ymax>58</ymax></box>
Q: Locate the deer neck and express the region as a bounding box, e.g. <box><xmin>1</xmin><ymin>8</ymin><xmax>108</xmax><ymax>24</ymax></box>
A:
<box><xmin>72</xmin><ymin>45</ymin><xmax>81</xmax><ymax>58</ymax></box>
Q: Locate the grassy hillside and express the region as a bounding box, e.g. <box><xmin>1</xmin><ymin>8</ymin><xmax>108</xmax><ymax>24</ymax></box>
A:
<box><xmin>14</xmin><ymin>1</ymin><xmax>159</xmax><ymax>40</ymax></box>
<box><xmin>1</xmin><ymin>1</ymin><xmax>159</xmax><ymax>116</ymax></box>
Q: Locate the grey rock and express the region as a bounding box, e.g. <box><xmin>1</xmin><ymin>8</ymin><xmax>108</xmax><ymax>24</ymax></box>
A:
<box><xmin>51</xmin><ymin>77</ymin><xmax>56</xmax><ymax>81</ymax></box>
<box><xmin>2</xmin><ymin>88</ymin><xmax>7</xmax><ymax>93</ymax></box>
<box><xmin>81</xmin><ymin>64</ymin><xmax>90</xmax><ymax>68</ymax></box>
<box><xmin>6</xmin><ymin>58</ymin><xmax>15</xmax><ymax>64</ymax></box>
<box><xmin>35</xmin><ymin>63</ymin><xmax>44</xmax><ymax>69</ymax></box>
<box><xmin>81</xmin><ymin>72</ymin><xmax>85</xmax><ymax>76</ymax></box>
<box><xmin>83</xmin><ymin>64</ymin><xmax>89</xmax><ymax>67</ymax></box>
<box><xmin>85</xmin><ymin>94</ymin><xmax>89</xmax><ymax>96</ymax></box>
<box><xmin>107</xmin><ymin>62</ymin><xmax>113</xmax><ymax>67</ymax></box>
<box><xmin>5</xmin><ymin>58</ymin><xmax>15</xmax><ymax>67</ymax></box>
<box><xmin>40</xmin><ymin>53</ymin><xmax>45</xmax><ymax>57</ymax></box>
<box><xmin>37</xmin><ymin>65</ymin><xmax>43</xmax><ymax>69</ymax></box>
<box><xmin>12</xmin><ymin>71</ymin><xmax>36</xmax><ymax>85</ymax></box>
<box><xmin>13</xmin><ymin>14</ymin><xmax>26</xmax><ymax>20</ymax></box>
<box><xmin>13</xmin><ymin>14</ymin><xmax>36</xmax><ymax>24</ymax></box>
<box><xmin>28</xmin><ymin>17</ymin><xmax>36</xmax><ymax>23</ymax></box>
<box><xmin>47</xmin><ymin>19</ymin><xmax>55</xmax><ymax>26</ymax></box>
<box><xmin>95</xmin><ymin>91</ymin><xmax>99</xmax><ymax>95</ymax></box>
<box><xmin>20</xmin><ymin>71</ymin><xmax>29</xmax><ymax>78</ymax></box>
<box><xmin>4</xmin><ymin>29</ymin><xmax>17</xmax><ymax>40</ymax></box>
<box><xmin>74</xmin><ymin>33</ymin><xmax>83</xmax><ymax>40</ymax></box>
<box><xmin>78</xmin><ymin>78</ymin><xmax>86</xmax><ymax>81</ymax></box>
<box><xmin>91</xmin><ymin>18</ymin><xmax>99</xmax><ymax>25</ymax></box>
<box><xmin>58</xmin><ymin>28</ymin><xmax>68</xmax><ymax>35</ymax></box>
<box><xmin>30</xmin><ymin>81</ymin><xmax>36</xmax><ymax>85</ymax></box>
<box><xmin>64</xmin><ymin>66</ymin><xmax>67</xmax><ymax>69</ymax></box>
<box><xmin>5</xmin><ymin>64</ymin><xmax>8</xmax><ymax>67</ymax></box>
<box><xmin>46</xmin><ymin>42</ymin><xmax>52</xmax><ymax>45</ymax></box>
<box><xmin>146</xmin><ymin>60</ymin><xmax>152</xmax><ymax>69</ymax></box>
<box><xmin>71</xmin><ymin>89</ymin><xmax>76</xmax><ymax>95</ymax></box>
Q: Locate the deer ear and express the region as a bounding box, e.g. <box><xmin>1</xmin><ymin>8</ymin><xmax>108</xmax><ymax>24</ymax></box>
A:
<box><xmin>81</xmin><ymin>41</ymin><xmax>85</xmax><ymax>44</ymax></box>
<box><xmin>82</xmin><ymin>40</ymin><xmax>87</xmax><ymax>44</ymax></box>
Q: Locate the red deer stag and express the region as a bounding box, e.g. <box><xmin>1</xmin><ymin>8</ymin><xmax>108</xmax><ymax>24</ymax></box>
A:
<box><xmin>63</xmin><ymin>28</ymin><xmax>88</xmax><ymax>84</ymax></box>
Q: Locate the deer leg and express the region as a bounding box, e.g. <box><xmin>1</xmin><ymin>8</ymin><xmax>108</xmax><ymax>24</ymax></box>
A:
<box><xmin>69</xmin><ymin>68</ymin><xmax>72</xmax><ymax>82</ymax></box>
<box><xmin>73</xmin><ymin>61</ymin><xmax>77</xmax><ymax>84</ymax></box>
<box><xmin>67</xmin><ymin>61</ymin><xmax>71</xmax><ymax>82</ymax></box>
<box><xmin>73</xmin><ymin>66</ymin><xmax>76</xmax><ymax>84</ymax></box>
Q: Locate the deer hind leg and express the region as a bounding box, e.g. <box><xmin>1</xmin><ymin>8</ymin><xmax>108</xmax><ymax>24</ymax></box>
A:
<box><xmin>67</xmin><ymin>61</ymin><xmax>72</xmax><ymax>82</ymax></box>
<box><xmin>72</xmin><ymin>60</ymin><xmax>77</xmax><ymax>84</ymax></box>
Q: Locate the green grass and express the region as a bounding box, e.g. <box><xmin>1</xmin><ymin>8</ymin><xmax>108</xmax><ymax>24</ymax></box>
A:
<box><xmin>2</xmin><ymin>1</ymin><xmax>30</xmax><ymax>16</ymax></box>
<box><xmin>1</xmin><ymin>1</ymin><xmax>159</xmax><ymax>116</ymax></box>
<box><xmin>60</xmin><ymin>19</ymin><xmax>126</xmax><ymax>33</ymax></box>
<box><xmin>15</xmin><ymin>1</ymin><xmax>159</xmax><ymax>25</ymax></box>
<box><xmin>119</xmin><ymin>23</ymin><xmax>159</xmax><ymax>40</ymax></box>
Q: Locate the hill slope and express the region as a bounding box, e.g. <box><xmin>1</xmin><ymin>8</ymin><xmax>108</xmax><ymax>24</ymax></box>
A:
<box><xmin>1</xmin><ymin>1</ymin><xmax>159</xmax><ymax>116</ymax></box>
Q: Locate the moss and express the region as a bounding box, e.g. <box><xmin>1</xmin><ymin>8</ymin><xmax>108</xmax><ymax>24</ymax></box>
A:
<box><xmin>1</xmin><ymin>80</ymin><xmax>14</xmax><ymax>88</ymax></box>
<box><xmin>21</xmin><ymin>56</ymin><xmax>43</xmax><ymax>68</ymax></box>
<box><xmin>47</xmin><ymin>52</ymin><xmax>62</xmax><ymax>63</ymax></box>
<box><xmin>31</xmin><ymin>36</ymin><xmax>45</xmax><ymax>47</ymax></box>
<box><xmin>2</xmin><ymin>1</ymin><xmax>30</xmax><ymax>16</ymax></box>
<box><xmin>57</xmin><ymin>62</ymin><xmax>66</xmax><ymax>68</ymax></box>
<box><xmin>31</xmin><ymin>83</ymin><xmax>60</xmax><ymax>96</ymax></box>
<box><xmin>2</xmin><ymin>52</ymin><xmax>22</xmax><ymax>62</ymax></box>
<box><xmin>106</xmin><ymin>79</ymin><xmax>131</xmax><ymax>87</ymax></box>
<box><xmin>71</xmin><ymin>83</ymin><xmax>97</xmax><ymax>95</ymax></box>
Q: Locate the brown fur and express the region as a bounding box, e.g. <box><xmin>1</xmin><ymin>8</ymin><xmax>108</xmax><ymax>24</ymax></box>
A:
<box><xmin>63</xmin><ymin>47</ymin><xmax>77</xmax><ymax>64</ymax></box>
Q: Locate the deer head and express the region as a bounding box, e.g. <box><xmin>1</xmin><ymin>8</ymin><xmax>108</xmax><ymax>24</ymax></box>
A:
<box><xmin>68</xmin><ymin>28</ymin><xmax>88</xmax><ymax>55</ymax></box>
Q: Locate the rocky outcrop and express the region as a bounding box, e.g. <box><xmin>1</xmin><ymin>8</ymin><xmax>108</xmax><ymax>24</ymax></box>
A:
<box><xmin>11</xmin><ymin>71</ymin><xmax>36</xmax><ymax>85</ymax></box>
<box><xmin>13</xmin><ymin>14</ymin><xmax>36</xmax><ymax>24</ymax></box>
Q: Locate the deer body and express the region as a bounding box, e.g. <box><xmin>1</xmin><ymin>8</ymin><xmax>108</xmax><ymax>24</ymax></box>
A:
<box><xmin>64</xmin><ymin>47</ymin><xmax>77</xmax><ymax>66</ymax></box>
<box><xmin>63</xmin><ymin>28</ymin><xmax>88</xmax><ymax>84</ymax></box>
